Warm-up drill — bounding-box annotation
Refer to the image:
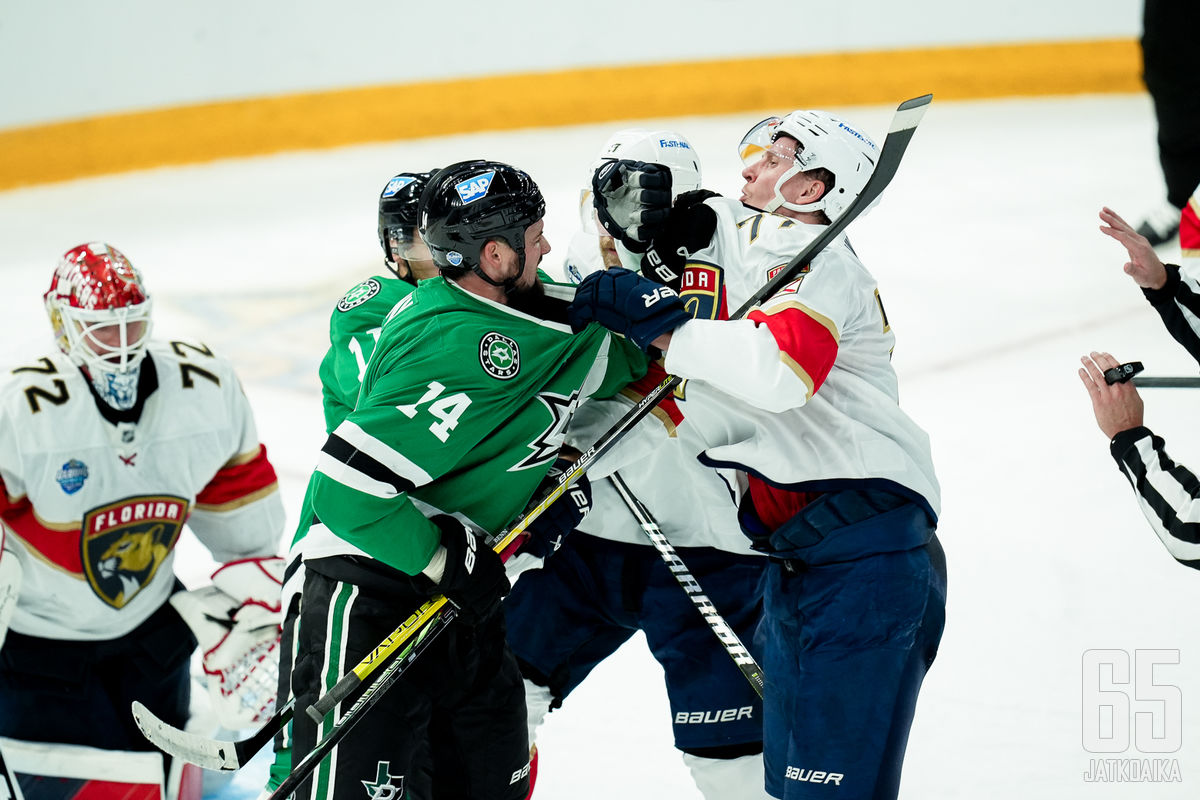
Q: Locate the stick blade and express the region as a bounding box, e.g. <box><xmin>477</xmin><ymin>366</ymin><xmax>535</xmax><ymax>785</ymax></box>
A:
<box><xmin>131</xmin><ymin>701</ymin><xmax>242</xmax><ymax>771</ymax></box>
<box><xmin>892</xmin><ymin>93</ymin><xmax>933</xmax><ymax>131</ymax></box>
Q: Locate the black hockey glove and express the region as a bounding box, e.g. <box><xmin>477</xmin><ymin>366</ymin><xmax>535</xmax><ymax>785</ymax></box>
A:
<box><xmin>592</xmin><ymin>160</ymin><xmax>673</xmax><ymax>253</ymax></box>
<box><xmin>521</xmin><ymin>459</ymin><xmax>592</xmax><ymax>560</ymax></box>
<box><xmin>425</xmin><ymin>514</ymin><xmax>510</xmax><ymax>624</ymax></box>
<box><xmin>567</xmin><ymin>267</ymin><xmax>691</xmax><ymax>352</ymax></box>
<box><xmin>639</xmin><ymin>190</ymin><xmax>722</xmax><ymax>294</ymax></box>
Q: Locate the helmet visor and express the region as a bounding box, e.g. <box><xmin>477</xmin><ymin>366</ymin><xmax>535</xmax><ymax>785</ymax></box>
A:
<box><xmin>387</xmin><ymin>227</ymin><xmax>433</xmax><ymax>264</ymax></box>
<box><xmin>578</xmin><ymin>187</ymin><xmax>606</xmax><ymax>235</ymax></box>
<box><xmin>737</xmin><ymin>117</ymin><xmax>784</xmax><ymax>167</ymax></box>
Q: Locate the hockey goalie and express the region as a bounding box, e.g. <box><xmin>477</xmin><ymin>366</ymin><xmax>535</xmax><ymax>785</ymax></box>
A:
<box><xmin>0</xmin><ymin>243</ymin><xmax>287</xmax><ymax>800</ymax></box>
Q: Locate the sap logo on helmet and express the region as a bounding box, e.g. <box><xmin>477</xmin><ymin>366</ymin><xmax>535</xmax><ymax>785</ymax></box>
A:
<box><xmin>658</xmin><ymin>139</ymin><xmax>691</xmax><ymax>150</ymax></box>
<box><xmin>382</xmin><ymin>176</ymin><xmax>416</xmax><ymax>198</ymax></box>
<box><xmin>447</xmin><ymin>251</ymin><xmax>464</xmax><ymax>267</ymax></box>
<box><xmin>455</xmin><ymin>171</ymin><xmax>496</xmax><ymax>204</ymax></box>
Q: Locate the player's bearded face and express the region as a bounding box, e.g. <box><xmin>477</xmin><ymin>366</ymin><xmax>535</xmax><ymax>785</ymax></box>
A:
<box><xmin>513</xmin><ymin>220</ymin><xmax>551</xmax><ymax>290</ymax></box>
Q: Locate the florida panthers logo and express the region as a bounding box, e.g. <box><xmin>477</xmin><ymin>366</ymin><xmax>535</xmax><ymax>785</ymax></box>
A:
<box><xmin>81</xmin><ymin>496</ymin><xmax>188</xmax><ymax>608</ymax></box>
<box><xmin>680</xmin><ymin>261</ymin><xmax>727</xmax><ymax>321</ymax></box>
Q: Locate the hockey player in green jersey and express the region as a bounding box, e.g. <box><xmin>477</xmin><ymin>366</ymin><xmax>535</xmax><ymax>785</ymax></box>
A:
<box><xmin>284</xmin><ymin>160</ymin><xmax>690</xmax><ymax>800</ymax></box>
<box><xmin>318</xmin><ymin>170</ymin><xmax>439</xmax><ymax>432</ymax></box>
<box><xmin>265</xmin><ymin>170</ymin><xmax>438</xmax><ymax>795</ymax></box>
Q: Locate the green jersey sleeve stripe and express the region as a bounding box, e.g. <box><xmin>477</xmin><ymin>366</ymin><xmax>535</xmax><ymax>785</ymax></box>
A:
<box><xmin>331</xmin><ymin>419</ymin><xmax>434</xmax><ymax>486</ymax></box>
<box><xmin>320</xmin><ymin>433</ymin><xmax>418</xmax><ymax>496</ymax></box>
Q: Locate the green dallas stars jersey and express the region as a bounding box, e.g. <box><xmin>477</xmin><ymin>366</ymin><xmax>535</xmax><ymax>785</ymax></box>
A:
<box><xmin>295</xmin><ymin>277</ymin><xmax>649</xmax><ymax>576</ymax></box>
<box><xmin>317</xmin><ymin>275</ymin><xmax>417</xmax><ymax>433</ymax></box>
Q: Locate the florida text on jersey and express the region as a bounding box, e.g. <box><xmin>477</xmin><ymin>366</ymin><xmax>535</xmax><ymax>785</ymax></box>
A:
<box><xmin>0</xmin><ymin>340</ymin><xmax>285</xmax><ymax>641</ymax></box>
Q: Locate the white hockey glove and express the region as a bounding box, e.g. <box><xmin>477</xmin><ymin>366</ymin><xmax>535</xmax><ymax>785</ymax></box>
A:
<box><xmin>592</xmin><ymin>160</ymin><xmax>673</xmax><ymax>253</ymax></box>
<box><xmin>171</xmin><ymin>555</ymin><xmax>284</xmax><ymax>729</ymax></box>
<box><xmin>0</xmin><ymin>530</ymin><xmax>22</xmax><ymax>651</ymax></box>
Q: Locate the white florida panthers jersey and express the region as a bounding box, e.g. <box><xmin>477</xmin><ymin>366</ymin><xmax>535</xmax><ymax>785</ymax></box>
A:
<box><xmin>663</xmin><ymin>197</ymin><xmax>941</xmax><ymax>519</ymax></box>
<box><xmin>0</xmin><ymin>340</ymin><xmax>285</xmax><ymax>641</ymax></box>
<box><xmin>560</xmin><ymin>230</ymin><xmax>756</xmax><ymax>555</ymax></box>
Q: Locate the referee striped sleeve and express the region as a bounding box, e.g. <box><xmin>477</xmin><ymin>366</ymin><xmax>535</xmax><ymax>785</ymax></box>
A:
<box><xmin>315</xmin><ymin>420</ymin><xmax>433</xmax><ymax>498</ymax></box>
<box><xmin>1111</xmin><ymin>426</ymin><xmax>1200</xmax><ymax>570</ymax></box>
<box><xmin>1143</xmin><ymin>263</ymin><xmax>1200</xmax><ymax>367</ymax></box>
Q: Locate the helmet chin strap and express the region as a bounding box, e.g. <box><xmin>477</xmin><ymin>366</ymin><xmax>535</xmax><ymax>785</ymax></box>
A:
<box><xmin>384</xmin><ymin>257</ymin><xmax>416</xmax><ymax>285</ymax></box>
<box><xmin>765</xmin><ymin>164</ymin><xmax>830</xmax><ymax>215</ymax></box>
<box><xmin>473</xmin><ymin>241</ymin><xmax>528</xmax><ymax>293</ymax></box>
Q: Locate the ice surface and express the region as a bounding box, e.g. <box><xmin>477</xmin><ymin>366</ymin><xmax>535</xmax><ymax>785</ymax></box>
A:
<box><xmin>2</xmin><ymin>93</ymin><xmax>1196</xmax><ymax>798</ymax></box>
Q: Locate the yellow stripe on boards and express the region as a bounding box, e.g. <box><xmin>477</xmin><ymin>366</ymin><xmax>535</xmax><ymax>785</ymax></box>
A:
<box><xmin>0</xmin><ymin>38</ymin><xmax>1141</xmax><ymax>190</ymax></box>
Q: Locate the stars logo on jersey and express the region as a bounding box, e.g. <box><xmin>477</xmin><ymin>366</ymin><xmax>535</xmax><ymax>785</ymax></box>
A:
<box><xmin>479</xmin><ymin>332</ymin><xmax>520</xmax><ymax>380</ymax></box>
<box><xmin>511</xmin><ymin>390</ymin><xmax>578</xmax><ymax>471</ymax></box>
<box><xmin>337</xmin><ymin>279</ymin><xmax>382</xmax><ymax>312</ymax></box>
<box><xmin>81</xmin><ymin>495</ymin><xmax>187</xmax><ymax>608</ymax></box>
<box><xmin>55</xmin><ymin>459</ymin><xmax>88</xmax><ymax>494</ymax></box>
<box><xmin>361</xmin><ymin>761</ymin><xmax>406</xmax><ymax>800</ymax></box>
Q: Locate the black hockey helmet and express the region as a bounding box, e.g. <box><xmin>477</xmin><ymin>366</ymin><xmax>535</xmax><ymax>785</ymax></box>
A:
<box><xmin>419</xmin><ymin>160</ymin><xmax>545</xmax><ymax>286</ymax></box>
<box><xmin>377</xmin><ymin>171</ymin><xmax>436</xmax><ymax>278</ymax></box>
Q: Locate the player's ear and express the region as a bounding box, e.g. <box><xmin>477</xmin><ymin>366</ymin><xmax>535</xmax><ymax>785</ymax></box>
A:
<box><xmin>480</xmin><ymin>239</ymin><xmax>504</xmax><ymax>268</ymax></box>
<box><xmin>797</xmin><ymin>177</ymin><xmax>826</xmax><ymax>204</ymax></box>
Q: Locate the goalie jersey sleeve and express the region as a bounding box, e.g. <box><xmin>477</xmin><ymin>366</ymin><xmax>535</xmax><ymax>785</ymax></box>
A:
<box><xmin>300</xmin><ymin>278</ymin><xmax>648</xmax><ymax>575</ymax></box>
<box><xmin>662</xmin><ymin>198</ymin><xmax>940</xmax><ymax>519</ymax></box>
<box><xmin>0</xmin><ymin>341</ymin><xmax>284</xmax><ymax>641</ymax></box>
<box><xmin>1110</xmin><ymin>426</ymin><xmax>1200</xmax><ymax>570</ymax></box>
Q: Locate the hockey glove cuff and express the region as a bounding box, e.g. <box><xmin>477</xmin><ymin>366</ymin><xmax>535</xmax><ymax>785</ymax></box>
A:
<box><xmin>426</xmin><ymin>514</ymin><xmax>510</xmax><ymax>624</ymax></box>
<box><xmin>567</xmin><ymin>267</ymin><xmax>691</xmax><ymax>351</ymax></box>
<box><xmin>593</xmin><ymin>160</ymin><xmax>673</xmax><ymax>253</ymax></box>
<box><xmin>521</xmin><ymin>459</ymin><xmax>592</xmax><ymax>560</ymax></box>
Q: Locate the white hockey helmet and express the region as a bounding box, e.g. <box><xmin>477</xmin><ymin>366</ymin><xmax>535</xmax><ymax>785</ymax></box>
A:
<box><xmin>579</xmin><ymin>128</ymin><xmax>703</xmax><ymax>230</ymax></box>
<box><xmin>738</xmin><ymin>110</ymin><xmax>878</xmax><ymax>218</ymax></box>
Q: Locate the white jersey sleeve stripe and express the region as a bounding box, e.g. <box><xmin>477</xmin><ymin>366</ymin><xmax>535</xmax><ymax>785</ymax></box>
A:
<box><xmin>329</xmin><ymin>420</ymin><xmax>433</xmax><ymax>486</ymax></box>
<box><xmin>1114</xmin><ymin>429</ymin><xmax>1200</xmax><ymax>566</ymax></box>
<box><xmin>315</xmin><ymin>451</ymin><xmax>407</xmax><ymax>500</ymax></box>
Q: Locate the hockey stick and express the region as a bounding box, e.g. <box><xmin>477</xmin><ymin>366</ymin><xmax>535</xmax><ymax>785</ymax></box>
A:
<box><xmin>570</xmin><ymin>94</ymin><xmax>932</xmax><ymax>426</ymax></box>
<box><xmin>302</xmin><ymin>90</ymin><xmax>928</xmax><ymax>725</ymax></box>
<box><xmin>1133</xmin><ymin>376</ymin><xmax>1200</xmax><ymax>388</ymax></box>
<box><xmin>608</xmin><ymin>472</ymin><xmax>765</xmax><ymax>696</ymax></box>
<box><xmin>266</xmin><ymin>604</ymin><xmax>456</xmax><ymax>800</ymax></box>
<box><xmin>134</xmin><ymin>93</ymin><xmax>930</xmax><ymax>773</ymax></box>
<box><xmin>132</xmin><ymin>450</ymin><xmax>611</xmax><ymax>770</ymax></box>
<box><xmin>132</xmin><ymin>505</ymin><xmax>541</xmax><ymax>770</ymax></box>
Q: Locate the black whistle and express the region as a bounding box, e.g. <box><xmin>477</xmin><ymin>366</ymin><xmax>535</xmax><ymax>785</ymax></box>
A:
<box><xmin>1104</xmin><ymin>361</ymin><xmax>1144</xmax><ymax>385</ymax></box>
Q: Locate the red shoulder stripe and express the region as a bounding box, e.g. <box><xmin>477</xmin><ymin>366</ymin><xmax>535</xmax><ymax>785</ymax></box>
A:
<box><xmin>3</xmin><ymin>499</ymin><xmax>84</xmax><ymax>575</ymax></box>
<box><xmin>747</xmin><ymin>305</ymin><xmax>839</xmax><ymax>395</ymax></box>
<box><xmin>620</xmin><ymin>360</ymin><xmax>683</xmax><ymax>432</ymax></box>
<box><xmin>1183</xmin><ymin>194</ymin><xmax>1199</xmax><ymax>259</ymax></box>
<box><xmin>195</xmin><ymin>444</ymin><xmax>279</xmax><ymax>511</ymax></box>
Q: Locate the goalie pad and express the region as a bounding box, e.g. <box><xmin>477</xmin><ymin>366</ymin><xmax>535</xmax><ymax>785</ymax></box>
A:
<box><xmin>0</xmin><ymin>529</ymin><xmax>21</xmax><ymax>651</ymax></box>
<box><xmin>0</xmin><ymin>737</ymin><xmax>202</xmax><ymax>800</ymax></box>
<box><xmin>171</xmin><ymin>556</ymin><xmax>284</xmax><ymax>729</ymax></box>
<box><xmin>0</xmin><ymin>739</ymin><xmax>23</xmax><ymax>800</ymax></box>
